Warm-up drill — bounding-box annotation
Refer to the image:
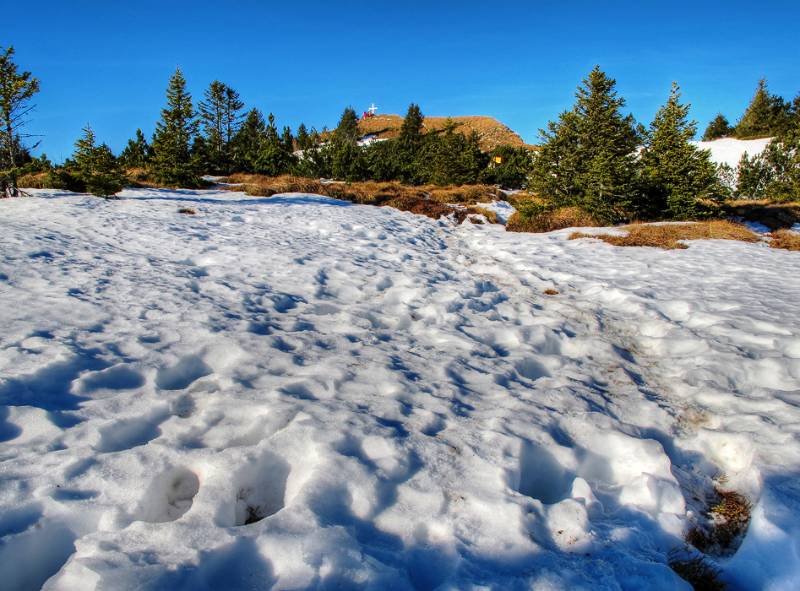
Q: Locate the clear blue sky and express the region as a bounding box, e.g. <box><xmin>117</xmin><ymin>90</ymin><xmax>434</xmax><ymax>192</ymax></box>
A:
<box><xmin>7</xmin><ymin>0</ymin><xmax>799</xmax><ymax>161</ymax></box>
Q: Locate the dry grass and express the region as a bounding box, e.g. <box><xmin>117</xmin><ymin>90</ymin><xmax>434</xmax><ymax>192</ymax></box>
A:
<box><xmin>668</xmin><ymin>552</ymin><xmax>725</xmax><ymax>591</ymax></box>
<box><xmin>723</xmin><ymin>200</ymin><xmax>800</xmax><ymax>231</ymax></box>
<box><xmin>687</xmin><ymin>488</ymin><xmax>752</xmax><ymax>556</ymax></box>
<box><xmin>471</xmin><ymin>207</ymin><xmax>499</xmax><ymax>224</ymax></box>
<box><xmin>543</xmin><ymin>288</ymin><xmax>559</xmax><ymax>295</ymax></box>
<box><xmin>769</xmin><ymin>229</ymin><xmax>800</xmax><ymax>251</ymax></box>
<box><xmin>226</xmin><ymin>174</ymin><xmax>503</xmax><ymax>224</ymax></box>
<box><xmin>17</xmin><ymin>171</ymin><xmax>50</xmax><ymax>188</ymax></box>
<box><xmin>178</xmin><ymin>207</ymin><xmax>197</xmax><ymax>215</ymax></box>
<box><xmin>506</xmin><ymin>206</ymin><xmax>601</xmax><ymax>233</ymax></box>
<box><xmin>569</xmin><ymin>221</ymin><xmax>759</xmax><ymax>250</ymax></box>
<box><xmin>352</xmin><ymin>114</ymin><xmax>533</xmax><ymax>151</ymax></box>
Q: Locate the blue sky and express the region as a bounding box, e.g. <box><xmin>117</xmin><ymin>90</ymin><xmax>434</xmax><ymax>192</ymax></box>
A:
<box><xmin>7</xmin><ymin>0</ymin><xmax>799</xmax><ymax>161</ymax></box>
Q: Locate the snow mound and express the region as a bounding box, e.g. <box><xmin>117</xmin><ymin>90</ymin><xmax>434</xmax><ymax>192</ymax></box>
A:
<box><xmin>1</xmin><ymin>187</ymin><xmax>799</xmax><ymax>590</ymax></box>
<box><xmin>694</xmin><ymin>137</ymin><xmax>772</xmax><ymax>168</ymax></box>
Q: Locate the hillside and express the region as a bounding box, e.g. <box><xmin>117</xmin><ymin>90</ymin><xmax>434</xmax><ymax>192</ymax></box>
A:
<box><xmin>2</xmin><ymin>187</ymin><xmax>800</xmax><ymax>590</ymax></box>
<box><xmin>355</xmin><ymin>114</ymin><xmax>531</xmax><ymax>151</ymax></box>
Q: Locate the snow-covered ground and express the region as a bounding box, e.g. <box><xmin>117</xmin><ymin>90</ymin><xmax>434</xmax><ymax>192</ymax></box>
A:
<box><xmin>694</xmin><ymin>137</ymin><xmax>772</xmax><ymax>168</ymax></box>
<box><xmin>1</xmin><ymin>188</ymin><xmax>799</xmax><ymax>590</ymax></box>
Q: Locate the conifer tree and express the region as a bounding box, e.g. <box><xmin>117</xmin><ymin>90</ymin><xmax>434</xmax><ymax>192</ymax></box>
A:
<box><xmin>150</xmin><ymin>68</ymin><xmax>199</xmax><ymax>186</ymax></box>
<box><xmin>529</xmin><ymin>66</ymin><xmax>641</xmax><ymax>222</ymax></box>
<box><xmin>735</xmin><ymin>79</ymin><xmax>790</xmax><ymax>138</ymax></box>
<box><xmin>641</xmin><ymin>83</ymin><xmax>722</xmax><ymax>219</ymax></box>
<box><xmin>72</xmin><ymin>125</ymin><xmax>126</xmax><ymax>197</ymax></box>
<box><xmin>120</xmin><ymin>129</ymin><xmax>151</xmax><ymax>168</ymax></box>
<box><xmin>198</xmin><ymin>81</ymin><xmax>244</xmax><ymax>174</ymax></box>
<box><xmin>331</xmin><ymin>107</ymin><xmax>365</xmax><ymax>181</ymax></box>
<box><xmin>702</xmin><ymin>114</ymin><xmax>732</xmax><ymax>141</ymax></box>
<box><xmin>231</xmin><ymin>108</ymin><xmax>267</xmax><ymax>173</ymax></box>
<box><xmin>737</xmin><ymin>114</ymin><xmax>800</xmax><ymax>200</ymax></box>
<box><xmin>0</xmin><ymin>46</ymin><xmax>40</xmax><ymax>197</ymax></box>
<box><xmin>396</xmin><ymin>103</ymin><xmax>425</xmax><ymax>183</ymax></box>
<box><xmin>281</xmin><ymin>126</ymin><xmax>294</xmax><ymax>153</ymax></box>
<box><xmin>418</xmin><ymin>120</ymin><xmax>486</xmax><ymax>185</ymax></box>
<box><xmin>296</xmin><ymin>123</ymin><xmax>311</xmax><ymax>151</ymax></box>
<box><xmin>253</xmin><ymin>113</ymin><xmax>293</xmax><ymax>176</ymax></box>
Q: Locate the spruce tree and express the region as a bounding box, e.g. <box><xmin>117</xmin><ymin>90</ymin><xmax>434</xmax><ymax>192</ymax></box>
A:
<box><xmin>296</xmin><ymin>123</ymin><xmax>311</xmax><ymax>150</ymax></box>
<box><xmin>529</xmin><ymin>66</ymin><xmax>641</xmax><ymax>222</ymax></box>
<box><xmin>72</xmin><ymin>125</ymin><xmax>126</xmax><ymax>197</ymax></box>
<box><xmin>0</xmin><ymin>46</ymin><xmax>40</xmax><ymax>197</ymax></box>
<box><xmin>150</xmin><ymin>68</ymin><xmax>200</xmax><ymax>186</ymax></box>
<box><xmin>737</xmin><ymin>115</ymin><xmax>800</xmax><ymax>200</ymax></box>
<box><xmin>231</xmin><ymin>108</ymin><xmax>267</xmax><ymax>173</ymax></box>
<box><xmin>120</xmin><ymin>129</ymin><xmax>151</xmax><ymax>168</ymax></box>
<box><xmin>331</xmin><ymin>107</ymin><xmax>365</xmax><ymax>181</ymax></box>
<box><xmin>396</xmin><ymin>103</ymin><xmax>425</xmax><ymax>183</ymax></box>
<box><xmin>641</xmin><ymin>83</ymin><xmax>722</xmax><ymax>219</ymax></box>
<box><xmin>198</xmin><ymin>81</ymin><xmax>243</xmax><ymax>174</ymax></box>
<box><xmin>281</xmin><ymin>126</ymin><xmax>294</xmax><ymax>153</ymax></box>
<box><xmin>253</xmin><ymin>113</ymin><xmax>292</xmax><ymax>176</ymax></box>
<box><xmin>735</xmin><ymin>79</ymin><xmax>790</xmax><ymax>138</ymax></box>
<box><xmin>702</xmin><ymin>114</ymin><xmax>732</xmax><ymax>141</ymax></box>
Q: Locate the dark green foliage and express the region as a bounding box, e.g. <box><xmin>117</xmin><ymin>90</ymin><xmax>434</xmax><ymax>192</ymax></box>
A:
<box><xmin>119</xmin><ymin>129</ymin><xmax>151</xmax><ymax>168</ymax></box>
<box><xmin>416</xmin><ymin>121</ymin><xmax>488</xmax><ymax>186</ymax></box>
<box><xmin>296</xmin><ymin>123</ymin><xmax>311</xmax><ymax>151</ymax></box>
<box><xmin>0</xmin><ymin>46</ymin><xmax>40</xmax><ymax>196</ymax></box>
<box><xmin>252</xmin><ymin>113</ymin><xmax>295</xmax><ymax>176</ymax></box>
<box><xmin>529</xmin><ymin>66</ymin><xmax>641</xmax><ymax>223</ymax></box>
<box><xmin>702</xmin><ymin>114</ymin><xmax>732</xmax><ymax>141</ymax></box>
<box><xmin>394</xmin><ymin>103</ymin><xmax>425</xmax><ymax>183</ymax></box>
<box><xmin>72</xmin><ymin>125</ymin><xmax>126</xmax><ymax>197</ymax></box>
<box><xmin>735</xmin><ymin>79</ymin><xmax>791</xmax><ymax>139</ymax></box>
<box><xmin>480</xmin><ymin>145</ymin><xmax>533</xmax><ymax>189</ymax></box>
<box><xmin>150</xmin><ymin>68</ymin><xmax>201</xmax><ymax>187</ymax></box>
<box><xmin>281</xmin><ymin>126</ymin><xmax>294</xmax><ymax>153</ymax></box>
<box><xmin>641</xmin><ymin>83</ymin><xmax>724</xmax><ymax>219</ymax></box>
<box><xmin>736</xmin><ymin>115</ymin><xmax>800</xmax><ymax>200</ymax></box>
<box><xmin>198</xmin><ymin>80</ymin><xmax>243</xmax><ymax>174</ymax></box>
<box><xmin>331</xmin><ymin>107</ymin><xmax>367</xmax><ymax>181</ymax></box>
<box><xmin>231</xmin><ymin>108</ymin><xmax>267</xmax><ymax>173</ymax></box>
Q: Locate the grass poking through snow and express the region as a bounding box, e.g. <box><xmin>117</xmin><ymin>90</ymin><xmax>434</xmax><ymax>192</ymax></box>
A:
<box><xmin>569</xmin><ymin>221</ymin><xmax>759</xmax><ymax>250</ymax></box>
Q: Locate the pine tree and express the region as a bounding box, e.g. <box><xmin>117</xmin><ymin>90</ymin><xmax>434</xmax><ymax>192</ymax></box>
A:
<box><xmin>72</xmin><ymin>124</ymin><xmax>126</xmax><ymax>197</ymax></box>
<box><xmin>120</xmin><ymin>129</ymin><xmax>151</xmax><ymax>168</ymax></box>
<box><xmin>395</xmin><ymin>103</ymin><xmax>425</xmax><ymax>183</ymax></box>
<box><xmin>253</xmin><ymin>113</ymin><xmax>292</xmax><ymax>176</ymax></box>
<box><xmin>529</xmin><ymin>66</ymin><xmax>641</xmax><ymax>222</ymax></box>
<box><xmin>0</xmin><ymin>46</ymin><xmax>40</xmax><ymax>197</ymax></box>
<box><xmin>641</xmin><ymin>83</ymin><xmax>722</xmax><ymax>219</ymax></box>
<box><xmin>198</xmin><ymin>81</ymin><xmax>244</xmax><ymax>174</ymax></box>
<box><xmin>735</xmin><ymin>79</ymin><xmax>790</xmax><ymax>138</ymax></box>
<box><xmin>150</xmin><ymin>68</ymin><xmax>200</xmax><ymax>187</ymax></box>
<box><xmin>281</xmin><ymin>126</ymin><xmax>294</xmax><ymax>153</ymax></box>
<box><xmin>231</xmin><ymin>108</ymin><xmax>267</xmax><ymax>173</ymax></box>
<box><xmin>296</xmin><ymin>123</ymin><xmax>311</xmax><ymax>151</ymax></box>
<box><xmin>737</xmin><ymin>114</ymin><xmax>800</xmax><ymax>200</ymax></box>
<box><xmin>418</xmin><ymin>120</ymin><xmax>486</xmax><ymax>185</ymax></box>
<box><xmin>702</xmin><ymin>114</ymin><xmax>732</xmax><ymax>141</ymax></box>
<box><xmin>331</xmin><ymin>107</ymin><xmax>365</xmax><ymax>181</ymax></box>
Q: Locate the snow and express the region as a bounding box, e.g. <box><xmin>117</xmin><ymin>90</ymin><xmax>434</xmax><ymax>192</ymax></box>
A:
<box><xmin>476</xmin><ymin>200</ymin><xmax>516</xmax><ymax>224</ymax></box>
<box><xmin>694</xmin><ymin>137</ymin><xmax>772</xmax><ymax>169</ymax></box>
<box><xmin>1</xmin><ymin>187</ymin><xmax>800</xmax><ymax>590</ymax></box>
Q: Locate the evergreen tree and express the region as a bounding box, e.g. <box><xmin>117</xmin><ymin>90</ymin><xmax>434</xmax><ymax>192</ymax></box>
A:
<box><xmin>198</xmin><ymin>81</ymin><xmax>244</xmax><ymax>174</ymax></box>
<box><xmin>231</xmin><ymin>108</ymin><xmax>267</xmax><ymax>173</ymax></box>
<box><xmin>529</xmin><ymin>66</ymin><xmax>641</xmax><ymax>222</ymax></box>
<box><xmin>296</xmin><ymin>123</ymin><xmax>311</xmax><ymax>151</ymax></box>
<box><xmin>150</xmin><ymin>68</ymin><xmax>200</xmax><ymax>186</ymax></box>
<box><xmin>702</xmin><ymin>114</ymin><xmax>732</xmax><ymax>141</ymax></box>
<box><xmin>0</xmin><ymin>46</ymin><xmax>40</xmax><ymax>197</ymax></box>
<box><xmin>641</xmin><ymin>83</ymin><xmax>722</xmax><ymax>219</ymax></box>
<box><xmin>737</xmin><ymin>115</ymin><xmax>800</xmax><ymax>200</ymax></box>
<box><xmin>395</xmin><ymin>103</ymin><xmax>425</xmax><ymax>183</ymax></box>
<box><xmin>735</xmin><ymin>79</ymin><xmax>791</xmax><ymax>138</ymax></box>
<box><xmin>72</xmin><ymin>124</ymin><xmax>126</xmax><ymax>197</ymax></box>
<box><xmin>418</xmin><ymin>121</ymin><xmax>486</xmax><ymax>185</ymax></box>
<box><xmin>253</xmin><ymin>113</ymin><xmax>293</xmax><ymax>176</ymax></box>
<box><xmin>281</xmin><ymin>126</ymin><xmax>294</xmax><ymax>153</ymax></box>
<box><xmin>480</xmin><ymin>145</ymin><xmax>533</xmax><ymax>189</ymax></box>
<box><xmin>120</xmin><ymin>129</ymin><xmax>151</xmax><ymax>168</ymax></box>
<box><xmin>331</xmin><ymin>107</ymin><xmax>365</xmax><ymax>181</ymax></box>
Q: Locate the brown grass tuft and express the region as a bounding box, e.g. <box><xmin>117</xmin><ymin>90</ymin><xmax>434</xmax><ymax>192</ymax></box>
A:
<box><xmin>769</xmin><ymin>229</ymin><xmax>800</xmax><ymax>251</ymax></box>
<box><xmin>569</xmin><ymin>221</ymin><xmax>759</xmax><ymax>249</ymax></box>
<box><xmin>178</xmin><ymin>207</ymin><xmax>197</xmax><ymax>215</ymax></box>
<box><xmin>471</xmin><ymin>207</ymin><xmax>499</xmax><ymax>224</ymax></box>
<box><xmin>226</xmin><ymin>174</ymin><xmax>501</xmax><ymax>223</ymax></box>
<box><xmin>723</xmin><ymin>200</ymin><xmax>800</xmax><ymax>231</ymax></box>
<box><xmin>688</xmin><ymin>488</ymin><xmax>752</xmax><ymax>555</ymax></box>
<box><xmin>543</xmin><ymin>288</ymin><xmax>559</xmax><ymax>295</ymax></box>
<box><xmin>668</xmin><ymin>552</ymin><xmax>725</xmax><ymax>591</ymax></box>
<box><xmin>506</xmin><ymin>206</ymin><xmax>600</xmax><ymax>233</ymax></box>
<box><xmin>17</xmin><ymin>171</ymin><xmax>50</xmax><ymax>189</ymax></box>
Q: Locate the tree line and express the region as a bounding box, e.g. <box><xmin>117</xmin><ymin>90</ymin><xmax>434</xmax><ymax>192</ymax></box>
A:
<box><xmin>1</xmin><ymin>45</ymin><xmax>798</xmax><ymax>220</ymax></box>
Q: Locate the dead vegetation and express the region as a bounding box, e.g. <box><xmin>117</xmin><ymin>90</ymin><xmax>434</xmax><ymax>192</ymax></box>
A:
<box><xmin>353</xmin><ymin>114</ymin><xmax>533</xmax><ymax>151</ymax></box>
<box><xmin>723</xmin><ymin>200</ymin><xmax>800</xmax><ymax>231</ymax></box>
<box><xmin>506</xmin><ymin>206</ymin><xmax>601</xmax><ymax>233</ymax></box>
<box><xmin>769</xmin><ymin>229</ymin><xmax>800</xmax><ymax>251</ymax></box>
<box><xmin>226</xmin><ymin>174</ymin><xmax>504</xmax><ymax>223</ymax></box>
<box><xmin>568</xmin><ymin>221</ymin><xmax>760</xmax><ymax>249</ymax></box>
<box><xmin>668</xmin><ymin>551</ymin><xmax>725</xmax><ymax>591</ymax></box>
<box><xmin>543</xmin><ymin>288</ymin><xmax>559</xmax><ymax>295</ymax></box>
<box><xmin>687</xmin><ymin>488</ymin><xmax>752</xmax><ymax>556</ymax></box>
<box><xmin>178</xmin><ymin>207</ymin><xmax>196</xmax><ymax>215</ymax></box>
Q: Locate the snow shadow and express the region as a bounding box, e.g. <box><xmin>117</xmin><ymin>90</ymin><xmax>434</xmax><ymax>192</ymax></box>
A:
<box><xmin>130</xmin><ymin>192</ymin><xmax>353</xmax><ymax>208</ymax></box>
<box><xmin>0</xmin><ymin>518</ymin><xmax>77</xmax><ymax>591</ymax></box>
